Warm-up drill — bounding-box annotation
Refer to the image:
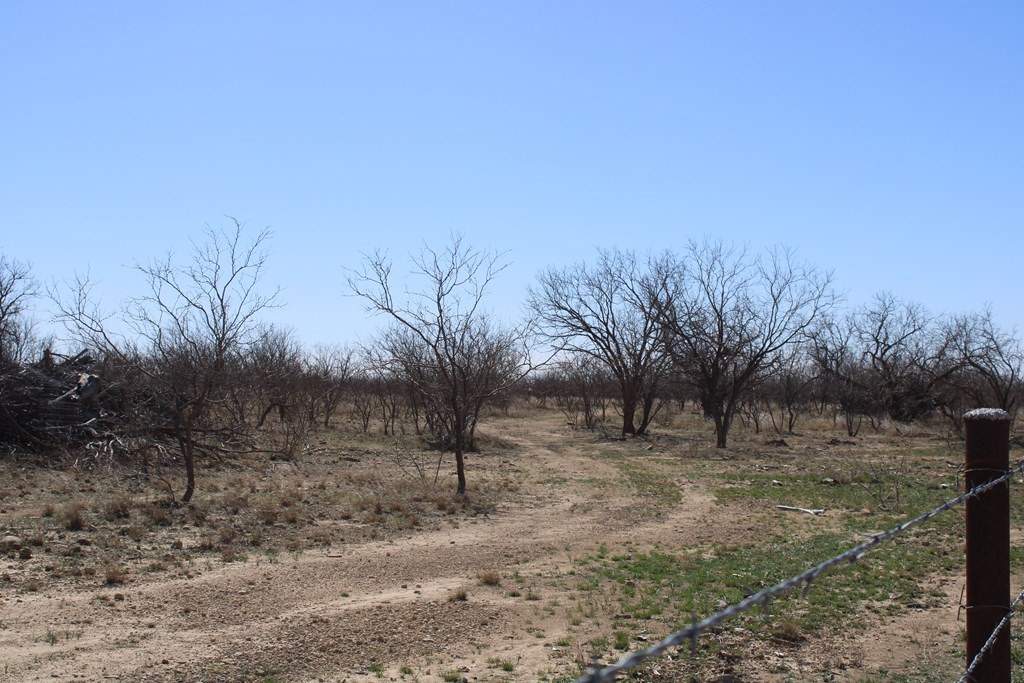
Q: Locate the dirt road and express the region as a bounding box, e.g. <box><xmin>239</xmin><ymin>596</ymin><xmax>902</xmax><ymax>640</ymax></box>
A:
<box><xmin>1</xmin><ymin>413</ymin><xmax>968</xmax><ymax>682</ymax></box>
<box><xmin>1</xmin><ymin>417</ymin><xmax>720</xmax><ymax>682</ymax></box>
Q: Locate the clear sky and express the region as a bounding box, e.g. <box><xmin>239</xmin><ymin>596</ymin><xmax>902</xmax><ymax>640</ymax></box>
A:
<box><xmin>2</xmin><ymin>1</ymin><xmax>1021</xmax><ymax>348</ymax></box>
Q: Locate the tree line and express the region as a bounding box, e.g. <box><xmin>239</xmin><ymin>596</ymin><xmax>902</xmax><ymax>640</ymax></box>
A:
<box><xmin>1</xmin><ymin>224</ymin><xmax>1020</xmax><ymax>501</ymax></box>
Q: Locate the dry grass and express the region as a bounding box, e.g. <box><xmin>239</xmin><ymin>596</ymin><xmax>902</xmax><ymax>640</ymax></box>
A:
<box><xmin>61</xmin><ymin>502</ymin><xmax>85</xmax><ymax>531</ymax></box>
<box><xmin>1</xmin><ymin>418</ymin><xmax>508</xmax><ymax>602</ymax></box>
<box><xmin>477</xmin><ymin>571</ymin><xmax>502</xmax><ymax>586</ymax></box>
<box><xmin>103</xmin><ymin>565</ymin><xmax>129</xmax><ymax>585</ymax></box>
<box><xmin>102</xmin><ymin>495</ymin><xmax>133</xmax><ymax>521</ymax></box>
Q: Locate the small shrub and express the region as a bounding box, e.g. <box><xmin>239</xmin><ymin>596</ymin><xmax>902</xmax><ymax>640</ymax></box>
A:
<box><xmin>770</xmin><ymin>617</ymin><xmax>806</xmax><ymax>644</ymax></box>
<box><xmin>477</xmin><ymin>571</ymin><xmax>502</xmax><ymax>587</ymax></box>
<box><xmin>279</xmin><ymin>486</ymin><xmax>303</xmax><ymax>507</ymax></box>
<box><xmin>104</xmin><ymin>565</ymin><xmax>128</xmax><ymax>585</ymax></box>
<box><xmin>187</xmin><ymin>503</ymin><xmax>208</xmax><ymax>525</ymax></box>
<box><xmin>62</xmin><ymin>503</ymin><xmax>85</xmax><ymax>531</ymax></box>
<box><xmin>143</xmin><ymin>504</ymin><xmax>172</xmax><ymax>527</ymax></box>
<box><xmin>103</xmin><ymin>495</ymin><xmax>132</xmax><ymax>521</ymax></box>
<box><xmin>218</xmin><ymin>525</ymin><xmax>238</xmax><ymax>545</ymax></box>
<box><xmin>448</xmin><ymin>587</ymin><xmax>468</xmax><ymax>602</ymax></box>
<box><xmin>257</xmin><ymin>504</ymin><xmax>278</xmax><ymax>525</ymax></box>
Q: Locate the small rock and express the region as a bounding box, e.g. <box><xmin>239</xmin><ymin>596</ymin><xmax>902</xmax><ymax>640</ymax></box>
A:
<box><xmin>18</xmin><ymin>547</ymin><xmax>32</xmax><ymax>560</ymax></box>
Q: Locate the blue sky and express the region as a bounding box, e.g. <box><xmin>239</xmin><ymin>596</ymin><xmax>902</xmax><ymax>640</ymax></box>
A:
<box><xmin>2</xmin><ymin>1</ymin><xmax>1021</xmax><ymax>347</ymax></box>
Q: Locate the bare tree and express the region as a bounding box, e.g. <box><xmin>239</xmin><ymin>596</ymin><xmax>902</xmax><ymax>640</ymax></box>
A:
<box><xmin>763</xmin><ymin>344</ymin><xmax>817</xmax><ymax>435</ymax></box>
<box><xmin>528</xmin><ymin>249</ymin><xmax>668</xmax><ymax>436</ymax></box>
<box><xmin>242</xmin><ymin>325</ymin><xmax>305</xmax><ymax>429</ymax></box>
<box><xmin>811</xmin><ymin>316</ymin><xmax>877</xmax><ymax>436</ymax></box>
<box><xmin>54</xmin><ymin>219</ymin><xmax>278</xmax><ymax>502</ymax></box>
<box><xmin>305</xmin><ymin>343</ymin><xmax>355</xmax><ymax>427</ymax></box>
<box><xmin>945</xmin><ymin>308</ymin><xmax>1022</xmax><ymax>416</ymax></box>
<box><xmin>0</xmin><ymin>253</ymin><xmax>40</xmax><ymax>364</ymax></box>
<box><xmin>347</xmin><ymin>234</ymin><xmax>532</xmax><ymax>494</ymax></box>
<box><xmin>650</xmin><ymin>239</ymin><xmax>836</xmax><ymax>448</ymax></box>
<box><xmin>845</xmin><ymin>293</ymin><xmax>961</xmax><ymax>424</ymax></box>
<box><xmin>549</xmin><ymin>353</ymin><xmax>614</xmax><ymax>430</ymax></box>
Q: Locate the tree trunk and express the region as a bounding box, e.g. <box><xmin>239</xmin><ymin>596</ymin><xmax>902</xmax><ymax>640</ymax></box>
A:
<box><xmin>714</xmin><ymin>407</ymin><xmax>732</xmax><ymax>448</ymax></box>
<box><xmin>454</xmin><ymin>430</ymin><xmax>467</xmax><ymax>495</ymax></box>
<box><xmin>179</xmin><ymin>412</ymin><xmax>196</xmax><ymax>503</ymax></box>
<box><xmin>621</xmin><ymin>389</ymin><xmax>638</xmax><ymax>435</ymax></box>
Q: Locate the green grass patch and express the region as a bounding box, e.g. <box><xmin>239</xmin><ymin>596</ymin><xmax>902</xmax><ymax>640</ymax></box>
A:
<box><xmin>572</xmin><ymin>506</ymin><xmax>964</xmax><ymax>656</ymax></box>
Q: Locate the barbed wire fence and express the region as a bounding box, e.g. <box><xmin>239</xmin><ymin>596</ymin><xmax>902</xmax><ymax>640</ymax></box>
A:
<box><xmin>575</xmin><ymin>414</ymin><xmax>1022</xmax><ymax>683</ymax></box>
<box><xmin>958</xmin><ymin>586</ymin><xmax>1024</xmax><ymax>683</ymax></box>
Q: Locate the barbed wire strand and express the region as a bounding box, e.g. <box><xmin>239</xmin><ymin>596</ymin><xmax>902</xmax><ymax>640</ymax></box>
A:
<box><xmin>957</xmin><ymin>586</ymin><xmax>1024</xmax><ymax>683</ymax></box>
<box><xmin>575</xmin><ymin>461</ymin><xmax>1024</xmax><ymax>683</ymax></box>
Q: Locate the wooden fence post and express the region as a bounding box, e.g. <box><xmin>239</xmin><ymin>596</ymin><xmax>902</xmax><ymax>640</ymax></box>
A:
<box><xmin>964</xmin><ymin>408</ymin><xmax>1012</xmax><ymax>682</ymax></box>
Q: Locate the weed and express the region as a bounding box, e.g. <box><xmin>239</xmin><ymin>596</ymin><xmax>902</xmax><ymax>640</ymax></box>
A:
<box><xmin>104</xmin><ymin>565</ymin><xmax>128</xmax><ymax>585</ymax></box>
<box><xmin>143</xmin><ymin>504</ymin><xmax>172</xmax><ymax>527</ymax></box>
<box><xmin>487</xmin><ymin>657</ymin><xmax>516</xmax><ymax>672</ymax></box>
<box><xmin>102</xmin><ymin>495</ymin><xmax>133</xmax><ymax>521</ymax></box>
<box><xmin>448</xmin><ymin>587</ymin><xmax>468</xmax><ymax>602</ymax></box>
<box><xmin>257</xmin><ymin>504</ymin><xmax>278</xmax><ymax>525</ymax></box>
<box><xmin>61</xmin><ymin>502</ymin><xmax>85</xmax><ymax>531</ymax></box>
<box><xmin>477</xmin><ymin>571</ymin><xmax>502</xmax><ymax>586</ymax></box>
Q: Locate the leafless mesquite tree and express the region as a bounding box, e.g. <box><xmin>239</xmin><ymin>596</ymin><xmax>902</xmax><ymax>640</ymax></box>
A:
<box><xmin>821</xmin><ymin>293</ymin><xmax>960</xmax><ymax>426</ymax></box>
<box><xmin>811</xmin><ymin>316</ymin><xmax>877</xmax><ymax>436</ymax></box>
<box><xmin>54</xmin><ymin>220</ymin><xmax>279</xmax><ymax>502</ymax></box>
<box><xmin>347</xmin><ymin>234</ymin><xmax>533</xmax><ymax>495</ymax></box>
<box><xmin>0</xmin><ymin>253</ymin><xmax>40</xmax><ymax>364</ymax></box>
<box><xmin>528</xmin><ymin>249</ymin><xmax>669</xmax><ymax>436</ymax></box>
<box><xmin>650</xmin><ymin>239</ymin><xmax>836</xmax><ymax>448</ymax></box>
<box><xmin>304</xmin><ymin>343</ymin><xmax>355</xmax><ymax>427</ymax></box>
<box><xmin>945</xmin><ymin>308</ymin><xmax>1022</xmax><ymax>416</ymax></box>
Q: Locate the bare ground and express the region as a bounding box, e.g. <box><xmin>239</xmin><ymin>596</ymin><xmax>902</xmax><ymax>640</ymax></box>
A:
<box><xmin>0</xmin><ymin>410</ymin><xmax>980</xmax><ymax>682</ymax></box>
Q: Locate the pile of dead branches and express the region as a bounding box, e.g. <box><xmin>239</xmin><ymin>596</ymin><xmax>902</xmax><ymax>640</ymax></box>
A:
<box><xmin>0</xmin><ymin>350</ymin><xmax>103</xmax><ymax>447</ymax></box>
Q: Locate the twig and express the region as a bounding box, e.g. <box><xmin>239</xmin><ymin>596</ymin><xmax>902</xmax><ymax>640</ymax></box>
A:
<box><xmin>776</xmin><ymin>505</ymin><xmax>825</xmax><ymax>516</ymax></box>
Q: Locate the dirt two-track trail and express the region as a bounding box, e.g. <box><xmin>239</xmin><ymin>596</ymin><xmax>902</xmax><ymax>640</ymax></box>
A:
<box><xmin>1</xmin><ymin>418</ymin><xmax>719</xmax><ymax>682</ymax></box>
<box><xmin>1</xmin><ymin>415</ymin><xmax>962</xmax><ymax>682</ymax></box>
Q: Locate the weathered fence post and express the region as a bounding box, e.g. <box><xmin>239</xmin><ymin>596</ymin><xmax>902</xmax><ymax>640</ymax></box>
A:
<box><xmin>964</xmin><ymin>408</ymin><xmax>1012</xmax><ymax>682</ymax></box>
